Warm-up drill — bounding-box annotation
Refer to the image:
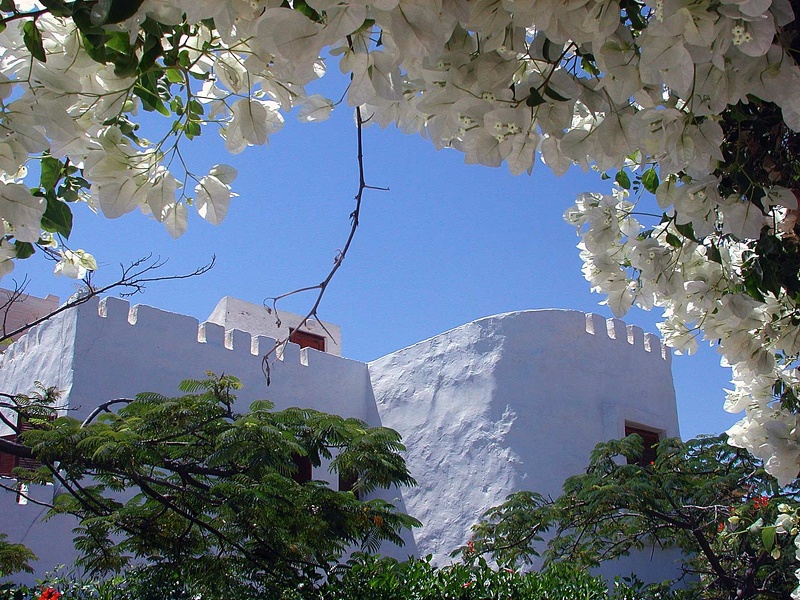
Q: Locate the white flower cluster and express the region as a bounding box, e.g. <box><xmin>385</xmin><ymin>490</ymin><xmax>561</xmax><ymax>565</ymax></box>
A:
<box><xmin>0</xmin><ymin>0</ymin><xmax>799</xmax><ymax>533</ymax></box>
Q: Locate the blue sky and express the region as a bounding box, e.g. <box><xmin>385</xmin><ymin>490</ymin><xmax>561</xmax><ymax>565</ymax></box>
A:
<box><xmin>9</xmin><ymin>85</ymin><xmax>737</xmax><ymax>440</ymax></box>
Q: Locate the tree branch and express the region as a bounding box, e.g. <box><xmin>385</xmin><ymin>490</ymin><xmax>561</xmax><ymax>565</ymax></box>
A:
<box><xmin>261</xmin><ymin>103</ymin><xmax>385</xmax><ymax>382</ymax></box>
<box><xmin>1</xmin><ymin>255</ymin><xmax>215</xmax><ymax>345</ymax></box>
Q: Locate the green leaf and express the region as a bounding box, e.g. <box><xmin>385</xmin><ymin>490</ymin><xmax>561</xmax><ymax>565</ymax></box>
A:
<box><xmin>581</xmin><ymin>57</ymin><xmax>600</xmax><ymax>76</ymax></box>
<box><xmin>188</xmin><ymin>99</ymin><xmax>203</xmax><ymax>116</ymax></box>
<box><xmin>641</xmin><ymin>168</ymin><xmax>659</xmax><ymax>194</ymax></box>
<box><xmin>292</xmin><ymin>0</ymin><xmax>323</xmax><ymax>23</ymax></box>
<box><xmin>707</xmin><ymin>244</ymin><xmax>722</xmax><ymax>264</ymax></box>
<box><xmin>542</xmin><ymin>38</ymin><xmax>558</xmax><ymax>62</ymax></box>
<box><xmin>762</xmin><ymin>525</ymin><xmax>776</xmax><ymax>552</ymax></box>
<box><xmin>102</xmin><ymin>0</ymin><xmax>146</xmax><ymax>25</ymax></box>
<box><xmin>134</xmin><ymin>71</ymin><xmax>170</xmax><ymax>116</ymax></box>
<box><xmin>80</xmin><ymin>33</ymin><xmax>106</xmax><ymax>63</ymax></box>
<box><xmin>22</xmin><ymin>20</ymin><xmax>46</xmax><ymax>63</ymax></box>
<box><xmin>674</xmin><ymin>220</ymin><xmax>696</xmax><ymax>241</ymax></box>
<box><xmin>165</xmin><ymin>68</ymin><xmax>183</xmax><ymax>84</ymax></box>
<box><xmin>615</xmin><ymin>171</ymin><xmax>631</xmax><ymax>190</ymax></box>
<box><xmin>104</xmin><ymin>32</ymin><xmax>131</xmax><ymax>54</ymax></box>
<box><xmin>543</xmin><ymin>85</ymin><xmax>570</xmax><ymax>102</ymax></box>
<box><xmin>138</xmin><ymin>35</ymin><xmax>163</xmax><ymax>72</ymax></box>
<box><xmin>112</xmin><ymin>51</ymin><xmax>139</xmax><ymax>78</ymax></box>
<box><xmin>41</xmin><ymin>195</ymin><xmax>73</xmax><ymax>238</ymax></box>
<box><xmin>39</xmin><ymin>156</ymin><xmax>61</xmax><ymax>190</ymax></box>
<box><xmin>184</xmin><ymin>120</ymin><xmax>201</xmax><ymax>139</ymax></box>
<box><xmin>0</xmin><ymin>0</ymin><xmax>15</xmax><ymax>12</ymax></box>
<box><xmin>14</xmin><ymin>241</ymin><xmax>34</xmax><ymax>259</ymax></box>
<box><xmin>665</xmin><ymin>233</ymin><xmax>682</xmax><ymax>248</ymax></box>
<box><xmin>526</xmin><ymin>88</ymin><xmax>546</xmax><ymax>108</ymax></box>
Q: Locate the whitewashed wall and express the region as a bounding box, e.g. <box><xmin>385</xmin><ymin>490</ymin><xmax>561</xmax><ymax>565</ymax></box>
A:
<box><xmin>0</xmin><ymin>296</ymin><xmax>412</xmax><ymax>580</ymax></box>
<box><xmin>0</xmin><ymin>301</ymin><xmax>683</xmax><ymax>584</ymax></box>
<box><xmin>206</xmin><ymin>296</ymin><xmax>343</xmax><ymax>356</ymax></box>
<box><xmin>368</xmin><ymin>309</ymin><xmax>681</xmax><ymax>579</ymax></box>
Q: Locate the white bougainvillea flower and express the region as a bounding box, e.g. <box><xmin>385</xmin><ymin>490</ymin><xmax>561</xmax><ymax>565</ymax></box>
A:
<box><xmin>54</xmin><ymin>249</ymin><xmax>97</xmax><ymax>279</ymax></box>
<box><xmin>162</xmin><ymin>203</ymin><xmax>188</xmax><ymax>240</ymax></box>
<box><xmin>195</xmin><ymin>175</ymin><xmax>231</xmax><ymax>225</ymax></box>
<box><xmin>0</xmin><ymin>182</ymin><xmax>45</xmax><ymax>243</ymax></box>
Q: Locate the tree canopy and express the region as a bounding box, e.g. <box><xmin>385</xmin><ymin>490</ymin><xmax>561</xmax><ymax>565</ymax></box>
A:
<box><xmin>0</xmin><ymin>375</ymin><xmax>419</xmax><ymax>594</ymax></box>
<box><xmin>0</xmin><ymin>0</ymin><xmax>798</xmax><ymax>581</ymax></box>
<box><xmin>465</xmin><ymin>434</ymin><xmax>800</xmax><ymax>600</ymax></box>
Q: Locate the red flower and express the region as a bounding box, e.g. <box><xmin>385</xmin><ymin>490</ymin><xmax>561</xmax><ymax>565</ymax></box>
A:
<box><xmin>462</xmin><ymin>581</ymin><xmax>473</xmax><ymax>588</ymax></box>
<box><xmin>753</xmin><ymin>495</ymin><xmax>770</xmax><ymax>510</ymax></box>
<box><xmin>717</xmin><ymin>521</ymin><xmax>725</xmax><ymax>532</ymax></box>
<box><xmin>38</xmin><ymin>588</ymin><xmax>61</xmax><ymax>600</ymax></box>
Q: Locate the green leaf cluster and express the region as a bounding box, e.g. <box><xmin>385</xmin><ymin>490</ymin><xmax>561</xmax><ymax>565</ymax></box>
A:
<box><xmin>467</xmin><ymin>434</ymin><xmax>799</xmax><ymax>600</ymax></box>
<box><xmin>13</xmin><ymin>374</ymin><xmax>419</xmax><ymax>594</ymax></box>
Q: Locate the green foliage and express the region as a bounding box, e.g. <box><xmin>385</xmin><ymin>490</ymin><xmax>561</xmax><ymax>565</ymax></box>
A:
<box><xmin>322</xmin><ymin>555</ymin><xmax>613</xmax><ymax>600</ymax></box>
<box><xmin>0</xmin><ymin>558</ymin><xmax>677</xmax><ymax>600</ymax></box>
<box><xmin>0</xmin><ymin>534</ymin><xmax>36</xmax><ymax>578</ymax></box>
<box><xmin>7</xmin><ymin>374</ymin><xmax>419</xmax><ymax>594</ymax></box>
<box><xmin>466</xmin><ymin>434</ymin><xmax>799</xmax><ymax>599</ymax></box>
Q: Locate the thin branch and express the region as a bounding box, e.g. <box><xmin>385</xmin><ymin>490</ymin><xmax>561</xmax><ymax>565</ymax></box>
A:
<box><xmin>0</xmin><ymin>255</ymin><xmax>215</xmax><ymax>345</ymax></box>
<box><xmin>0</xmin><ymin>436</ymin><xmax>33</xmax><ymax>459</ymax></box>
<box><xmin>261</xmin><ymin>101</ymin><xmax>386</xmax><ymax>382</ymax></box>
<box><xmin>81</xmin><ymin>398</ymin><xmax>134</xmax><ymax>427</ymax></box>
<box><xmin>0</xmin><ymin>480</ymin><xmax>54</xmax><ymax>509</ymax></box>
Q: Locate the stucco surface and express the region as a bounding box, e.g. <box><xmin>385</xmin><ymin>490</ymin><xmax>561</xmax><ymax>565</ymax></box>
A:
<box><xmin>0</xmin><ymin>296</ymin><xmax>414</xmax><ymax>578</ymax></box>
<box><xmin>207</xmin><ymin>296</ymin><xmax>343</xmax><ymax>356</ymax></box>
<box><xmin>368</xmin><ymin>310</ymin><xmax>679</xmax><ymax>565</ymax></box>
<box><xmin>0</xmin><ymin>300</ymin><xmax>680</xmax><ymax>582</ymax></box>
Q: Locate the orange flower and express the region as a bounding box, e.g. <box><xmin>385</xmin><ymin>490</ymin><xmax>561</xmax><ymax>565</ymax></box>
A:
<box><xmin>38</xmin><ymin>588</ymin><xmax>61</xmax><ymax>600</ymax></box>
<box><xmin>753</xmin><ymin>495</ymin><xmax>770</xmax><ymax>510</ymax></box>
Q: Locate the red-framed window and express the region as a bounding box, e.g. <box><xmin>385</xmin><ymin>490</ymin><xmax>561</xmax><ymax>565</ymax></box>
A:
<box><xmin>338</xmin><ymin>471</ymin><xmax>359</xmax><ymax>499</ymax></box>
<box><xmin>0</xmin><ymin>422</ymin><xmax>40</xmax><ymax>478</ymax></box>
<box><xmin>625</xmin><ymin>424</ymin><xmax>660</xmax><ymax>467</ymax></box>
<box><xmin>292</xmin><ymin>454</ymin><xmax>312</xmax><ymax>484</ymax></box>
<box><xmin>289</xmin><ymin>329</ymin><xmax>326</xmax><ymax>352</ymax></box>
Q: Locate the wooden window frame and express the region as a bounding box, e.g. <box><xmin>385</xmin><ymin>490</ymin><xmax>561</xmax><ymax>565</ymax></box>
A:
<box><xmin>624</xmin><ymin>424</ymin><xmax>660</xmax><ymax>467</ymax></box>
<box><xmin>291</xmin><ymin>454</ymin><xmax>313</xmax><ymax>484</ymax></box>
<box><xmin>289</xmin><ymin>328</ymin><xmax>326</xmax><ymax>352</ymax></box>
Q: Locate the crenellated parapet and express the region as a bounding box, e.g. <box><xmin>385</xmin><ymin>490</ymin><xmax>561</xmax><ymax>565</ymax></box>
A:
<box><xmin>584</xmin><ymin>312</ymin><xmax>670</xmax><ymax>361</ymax></box>
<box><xmin>92</xmin><ymin>296</ymin><xmax>346</xmax><ymax>371</ymax></box>
<box><xmin>0</xmin><ymin>294</ymin><xmax>679</xmax><ymax>583</ymax></box>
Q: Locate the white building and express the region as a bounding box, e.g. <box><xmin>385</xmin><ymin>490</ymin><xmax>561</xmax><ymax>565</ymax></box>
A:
<box><xmin>0</xmin><ymin>295</ymin><xmax>679</xmax><ymax>582</ymax></box>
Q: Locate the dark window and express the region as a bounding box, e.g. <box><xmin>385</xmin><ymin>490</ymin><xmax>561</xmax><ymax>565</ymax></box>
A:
<box><xmin>625</xmin><ymin>425</ymin><xmax>660</xmax><ymax>467</ymax></box>
<box><xmin>289</xmin><ymin>329</ymin><xmax>325</xmax><ymax>352</ymax></box>
<box><xmin>338</xmin><ymin>471</ymin><xmax>359</xmax><ymax>499</ymax></box>
<box><xmin>0</xmin><ymin>422</ymin><xmax>44</xmax><ymax>478</ymax></box>
<box><xmin>0</xmin><ymin>433</ymin><xmax>17</xmax><ymax>477</ymax></box>
<box><xmin>292</xmin><ymin>454</ymin><xmax>312</xmax><ymax>484</ymax></box>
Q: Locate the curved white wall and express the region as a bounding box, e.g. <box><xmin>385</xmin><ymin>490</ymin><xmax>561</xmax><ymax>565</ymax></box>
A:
<box><xmin>368</xmin><ymin>310</ymin><xmax>679</xmax><ymax>569</ymax></box>
<box><xmin>0</xmin><ymin>301</ymin><xmax>681</xmax><ymax>583</ymax></box>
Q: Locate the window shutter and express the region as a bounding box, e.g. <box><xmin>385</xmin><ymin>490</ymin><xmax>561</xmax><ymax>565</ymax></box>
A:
<box><xmin>0</xmin><ymin>434</ymin><xmax>18</xmax><ymax>477</ymax></box>
<box><xmin>625</xmin><ymin>425</ymin><xmax>660</xmax><ymax>467</ymax></box>
<box><xmin>289</xmin><ymin>329</ymin><xmax>326</xmax><ymax>352</ymax></box>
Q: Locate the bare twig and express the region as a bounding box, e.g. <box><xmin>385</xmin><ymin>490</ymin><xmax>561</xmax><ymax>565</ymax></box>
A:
<box><xmin>0</xmin><ymin>480</ymin><xmax>54</xmax><ymax>509</ymax></box>
<box><xmin>0</xmin><ymin>255</ymin><xmax>215</xmax><ymax>345</ymax></box>
<box><xmin>261</xmin><ymin>102</ymin><xmax>387</xmax><ymax>383</ymax></box>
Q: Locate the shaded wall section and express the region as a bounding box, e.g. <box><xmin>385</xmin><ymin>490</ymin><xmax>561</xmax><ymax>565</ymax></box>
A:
<box><xmin>368</xmin><ymin>309</ymin><xmax>679</xmax><ymax>573</ymax></box>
